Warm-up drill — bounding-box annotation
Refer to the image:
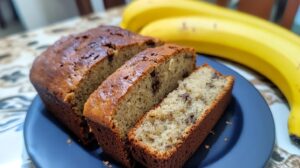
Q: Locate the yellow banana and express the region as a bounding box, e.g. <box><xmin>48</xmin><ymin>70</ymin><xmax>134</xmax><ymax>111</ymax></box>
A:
<box><xmin>139</xmin><ymin>17</ymin><xmax>300</xmax><ymax>146</ymax></box>
<box><xmin>121</xmin><ymin>0</ymin><xmax>300</xmax><ymax>46</ymax></box>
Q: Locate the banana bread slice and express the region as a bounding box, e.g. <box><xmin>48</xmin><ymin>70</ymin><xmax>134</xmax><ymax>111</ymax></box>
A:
<box><xmin>128</xmin><ymin>65</ymin><xmax>234</xmax><ymax>168</ymax></box>
<box><xmin>29</xmin><ymin>26</ymin><xmax>161</xmax><ymax>146</ymax></box>
<box><xmin>83</xmin><ymin>44</ymin><xmax>196</xmax><ymax>167</ymax></box>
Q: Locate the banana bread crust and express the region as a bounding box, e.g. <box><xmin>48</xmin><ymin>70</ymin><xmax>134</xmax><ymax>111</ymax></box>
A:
<box><xmin>30</xmin><ymin>26</ymin><xmax>157</xmax><ymax>102</ymax></box>
<box><xmin>34</xmin><ymin>84</ymin><xmax>95</xmax><ymax>146</ymax></box>
<box><xmin>128</xmin><ymin>66</ymin><xmax>234</xmax><ymax>167</ymax></box>
<box><xmin>30</xmin><ymin>26</ymin><xmax>159</xmax><ymax>146</ymax></box>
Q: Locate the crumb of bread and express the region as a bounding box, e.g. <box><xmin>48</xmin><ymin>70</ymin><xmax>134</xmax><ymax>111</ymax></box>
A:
<box><xmin>205</xmin><ymin>145</ymin><xmax>210</xmax><ymax>149</ymax></box>
<box><xmin>67</xmin><ymin>138</ymin><xmax>72</xmax><ymax>144</ymax></box>
<box><xmin>103</xmin><ymin>160</ymin><xmax>112</xmax><ymax>168</ymax></box>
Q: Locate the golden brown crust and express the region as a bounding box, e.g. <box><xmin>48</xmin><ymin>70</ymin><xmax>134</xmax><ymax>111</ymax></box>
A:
<box><xmin>30</xmin><ymin>26</ymin><xmax>157</xmax><ymax>101</ymax></box>
<box><xmin>128</xmin><ymin>66</ymin><xmax>234</xmax><ymax>167</ymax></box>
<box><xmin>88</xmin><ymin>120</ymin><xmax>132</xmax><ymax>167</ymax></box>
<box><xmin>34</xmin><ymin>84</ymin><xmax>97</xmax><ymax>146</ymax></box>
<box><xmin>84</xmin><ymin>44</ymin><xmax>195</xmax><ymax>127</ymax></box>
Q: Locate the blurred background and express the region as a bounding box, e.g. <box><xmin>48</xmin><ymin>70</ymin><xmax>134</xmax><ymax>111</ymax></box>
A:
<box><xmin>0</xmin><ymin>0</ymin><xmax>300</xmax><ymax>38</ymax></box>
<box><xmin>0</xmin><ymin>0</ymin><xmax>127</xmax><ymax>38</ymax></box>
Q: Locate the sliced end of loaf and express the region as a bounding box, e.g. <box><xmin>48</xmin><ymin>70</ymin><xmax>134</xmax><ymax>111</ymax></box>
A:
<box><xmin>128</xmin><ymin>64</ymin><xmax>234</xmax><ymax>167</ymax></box>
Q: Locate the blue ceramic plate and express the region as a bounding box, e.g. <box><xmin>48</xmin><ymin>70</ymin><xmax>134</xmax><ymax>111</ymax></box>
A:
<box><xmin>24</xmin><ymin>56</ymin><xmax>275</xmax><ymax>168</ymax></box>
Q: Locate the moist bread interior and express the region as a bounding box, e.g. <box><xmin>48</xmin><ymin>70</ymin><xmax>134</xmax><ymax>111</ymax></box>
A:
<box><xmin>113</xmin><ymin>52</ymin><xmax>195</xmax><ymax>139</ymax></box>
<box><xmin>133</xmin><ymin>66</ymin><xmax>229</xmax><ymax>152</ymax></box>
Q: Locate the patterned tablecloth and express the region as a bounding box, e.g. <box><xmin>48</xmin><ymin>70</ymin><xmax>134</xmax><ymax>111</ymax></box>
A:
<box><xmin>0</xmin><ymin>7</ymin><xmax>299</xmax><ymax>168</ymax></box>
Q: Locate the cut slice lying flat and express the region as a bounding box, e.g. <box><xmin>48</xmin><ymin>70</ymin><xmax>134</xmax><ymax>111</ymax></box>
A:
<box><xmin>128</xmin><ymin>64</ymin><xmax>234</xmax><ymax>168</ymax></box>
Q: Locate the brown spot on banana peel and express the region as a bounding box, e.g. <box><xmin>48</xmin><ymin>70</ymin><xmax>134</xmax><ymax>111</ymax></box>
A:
<box><xmin>181</xmin><ymin>21</ymin><xmax>188</xmax><ymax>30</ymax></box>
<box><xmin>180</xmin><ymin>21</ymin><xmax>196</xmax><ymax>32</ymax></box>
<box><xmin>213</xmin><ymin>23</ymin><xmax>217</xmax><ymax>29</ymax></box>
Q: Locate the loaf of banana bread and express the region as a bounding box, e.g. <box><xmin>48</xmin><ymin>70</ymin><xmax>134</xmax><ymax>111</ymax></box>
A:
<box><xmin>83</xmin><ymin>44</ymin><xmax>196</xmax><ymax>167</ymax></box>
<box><xmin>128</xmin><ymin>65</ymin><xmax>234</xmax><ymax>168</ymax></box>
<box><xmin>30</xmin><ymin>26</ymin><xmax>161</xmax><ymax>146</ymax></box>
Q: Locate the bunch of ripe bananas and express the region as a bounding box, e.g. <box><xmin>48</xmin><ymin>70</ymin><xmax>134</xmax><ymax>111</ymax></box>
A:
<box><xmin>120</xmin><ymin>0</ymin><xmax>300</xmax><ymax>146</ymax></box>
